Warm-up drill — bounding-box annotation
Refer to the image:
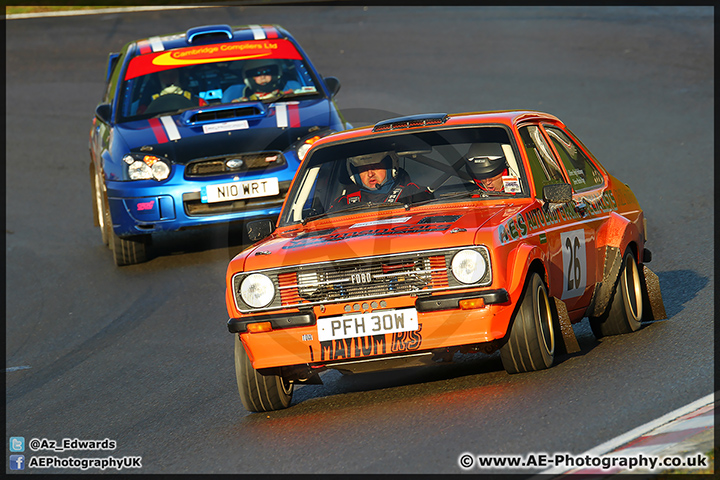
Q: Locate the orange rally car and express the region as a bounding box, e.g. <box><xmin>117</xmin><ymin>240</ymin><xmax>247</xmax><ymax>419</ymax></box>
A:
<box><xmin>225</xmin><ymin>110</ymin><xmax>666</xmax><ymax>412</ymax></box>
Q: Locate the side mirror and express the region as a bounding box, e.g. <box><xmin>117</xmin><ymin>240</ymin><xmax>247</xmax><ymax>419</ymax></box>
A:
<box><xmin>95</xmin><ymin>104</ymin><xmax>112</xmax><ymax>123</ymax></box>
<box><xmin>323</xmin><ymin>76</ymin><xmax>341</xmax><ymax>98</ymax></box>
<box><xmin>542</xmin><ymin>183</ymin><xmax>572</xmax><ymax>204</ymax></box>
<box><xmin>246</xmin><ymin>219</ymin><xmax>275</xmax><ymax>243</ymax></box>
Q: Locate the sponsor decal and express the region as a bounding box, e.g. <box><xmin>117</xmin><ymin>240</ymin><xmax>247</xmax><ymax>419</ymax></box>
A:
<box><xmin>319</xmin><ymin>325</ymin><xmax>423</xmax><ymax>361</ymax></box>
<box><xmin>136</xmin><ymin>200</ymin><xmax>155</xmax><ymax>211</ymax></box>
<box><xmin>125</xmin><ymin>39</ymin><xmax>303</xmax><ymax>80</ymax></box>
<box><xmin>202</xmin><ymin>120</ymin><xmax>249</xmax><ymax>134</ymax></box>
<box><xmin>502</xmin><ymin>176</ymin><xmax>522</xmax><ymax>193</ymax></box>
<box><xmin>497</xmin><ymin>190</ymin><xmax>617</xmax><ymax>245</ymax></box>
<box><xmin>283</xmin><ymin>222</ymin><xmax>455</xmax><ymax>249</ymax></box>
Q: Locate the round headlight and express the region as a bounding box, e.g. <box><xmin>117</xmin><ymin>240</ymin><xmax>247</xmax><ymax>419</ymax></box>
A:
<box><xmin>451</xmin><ymin>249</ymin><xmax>487</xmax><ymax>284</ymax></box>
<box><xmin>297</xmin><ymin>143</ymin><xmax>312</xmax><ymax>161</ymax></box>
<box><xmin>128</xmin><ymin>161</ymin><xmax>152</xmax><ymax>180</ymax></box>
<box><xmin>151</xmin><ymin>161</ymin><xmax>170</xmax><ymax>180</ymax></box>
<box><xmin>240</xmin><ymin>273</ymin><xmax>275</xmax><ymax>308</ymax></box>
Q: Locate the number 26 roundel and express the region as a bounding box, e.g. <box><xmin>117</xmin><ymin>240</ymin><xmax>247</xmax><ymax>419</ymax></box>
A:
<box><xmin>561</xmin><ymin>229</ymin><xmax>587</xmax><ymax>299</ymax></box>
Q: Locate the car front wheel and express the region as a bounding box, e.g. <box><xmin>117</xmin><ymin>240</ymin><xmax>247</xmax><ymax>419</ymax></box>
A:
<box><xmin>500</xmin><ymin>272</ymin><xmax>556</xmax><ymax>374</ymax></box>
<box><xmin>235</xmin><ymin>335</ymin><xmax>293</xmax><ymax>412</ymax></box>
<box><xmin>91</xmin><ymin>164</ymin><xmax>111</xmax><ymax>247</ymax></box>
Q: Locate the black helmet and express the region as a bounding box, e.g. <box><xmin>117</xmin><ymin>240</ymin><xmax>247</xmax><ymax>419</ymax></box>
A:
<box><xmin>465</xmin><ymin>143</ymin><xmax>506</xmax><ymax>180</ymax></box>
<box><xmin>243</xmin><ymin>59</ymin><xmax>282</xmax><ymax>94</ymax></box>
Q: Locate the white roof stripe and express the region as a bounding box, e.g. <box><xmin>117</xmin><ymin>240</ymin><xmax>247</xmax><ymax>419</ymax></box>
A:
<box><xmin>248</xmin><ymin>25</ymin><xmax>266</xmax><ymax>40</ymax></box>
<box><xmin>148</xmin><ymin>36</ymin><xmax>165</xmax><ymax>52</ymax></box>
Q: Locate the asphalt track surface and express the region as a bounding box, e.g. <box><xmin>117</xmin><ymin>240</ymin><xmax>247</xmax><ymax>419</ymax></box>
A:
<box><xmin>5</xmin><ymin>6</ymin><xmax>714</xmax><ymax>475</ymax></box>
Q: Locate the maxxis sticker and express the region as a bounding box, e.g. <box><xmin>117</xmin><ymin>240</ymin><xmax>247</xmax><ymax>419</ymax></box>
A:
<box><xmin>561</xmin><ymin>229</ymin><xmax>587</xmax><ymax>300</ymax></box>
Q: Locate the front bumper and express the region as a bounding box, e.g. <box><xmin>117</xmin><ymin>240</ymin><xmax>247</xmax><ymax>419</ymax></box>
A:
<box><xmin>230</xmin><ymin>289</ymin><xmax>512</xmax><ymax>370</ymax></box>
<box><xmin>106</xmin><ymin>167</ymin><xmax>293</xmax><ymax>237</ymax></box>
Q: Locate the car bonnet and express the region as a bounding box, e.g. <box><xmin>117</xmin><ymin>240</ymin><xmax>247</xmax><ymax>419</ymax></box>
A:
<box><xmin>238</xmin><ymin>205</ymin><xmax>509</xmax><ymax>272</ymax></box>
<box><xmin>115</xmin><ymin>99</ymin><xmax>332</xmax><ymax>164</ymax></box>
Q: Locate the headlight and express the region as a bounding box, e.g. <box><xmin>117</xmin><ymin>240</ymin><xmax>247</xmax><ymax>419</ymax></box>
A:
<box><xmin>124</xmin><ymin>154</ymin><xmax>171</xmax><ymax>181</ymax></box>
<box><xmin>297</xmin><ymin>134</ymin><xmax>323</xmax><ymax>161</ymax></box>
<box><xmin>451</xmin><ymin>249</ymin><xmax>487</xmax><ymax>284</ymax></box>
<box><xmin>240</xmin><ymin>273</ymin><xmax>275</xmax><ymax>308</ymax></box>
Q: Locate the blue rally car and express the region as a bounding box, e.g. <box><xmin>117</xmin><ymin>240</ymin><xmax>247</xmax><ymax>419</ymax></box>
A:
<box><xmin>90</xmin><ymin>24</ymin><xmax>349</xmax><ymax>265</ymax></box>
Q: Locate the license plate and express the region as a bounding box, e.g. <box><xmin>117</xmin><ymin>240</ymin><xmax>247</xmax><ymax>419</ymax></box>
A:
<box><xmin>200</xmin><ymin>177</ymin><xmax>279</xmax><ymax>203</ymax></box>
<box><xmin>317</xmin><ymin>308</ymin><xmax>419</xmax><ymax>342</ymax></box>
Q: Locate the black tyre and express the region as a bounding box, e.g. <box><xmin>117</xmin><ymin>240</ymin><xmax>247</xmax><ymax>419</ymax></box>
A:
<box><xmin>590</xmin><ymin>249</ymin><xmax>643</xmax><ymax>338</ymax></box>
<box><xmin>234</xmin><ymin>335</ymin><xmax>293</xmax><ymax>412</ymax></box>
<box><xmin>110</xmin><ymin>230</ymin><xmax>149</xmax><ymax>266</ymax></box>
<box><xmin>501</xmin><ymin>272</ymin><xmax>556</xmax><ymax>374</ymax></box>
<box><xmin>91</xmin><ymin>164</ymin><xmax>111</xmax><ymax>247</ymax></box>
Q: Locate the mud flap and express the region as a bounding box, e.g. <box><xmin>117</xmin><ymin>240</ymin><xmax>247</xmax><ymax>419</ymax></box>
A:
<box><xmin>587</xmin><ymin>246</ymin><xmax>622</xmax><ymax>318</ymax></box>
<box><xmin>553</xmin><ymin>298</ymin><xmax>581</xmax><ymax>354</ymax></box>
<box><xmin>643</xmin><ymin>265</ymin><xmax>667</xmax><ymax>321</ymax></box>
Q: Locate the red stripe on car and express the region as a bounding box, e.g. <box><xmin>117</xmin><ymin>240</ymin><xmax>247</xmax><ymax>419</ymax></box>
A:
<box><xmin>288</xmin><ymin>103</ymin><xmax>300</xmax><ymax>128</ymax></box>
<box><xmin>148</xmin><ymin>118</ymin><xmax>169</xmax><ymax>144</ymax></box>
<box><xmin>264</xmin><ymin>26</ymin><xmax>279</xmax><ymax>39</ymax></box>
<box><xmin>137</xmin><ymin>40</ymin><xmax>152</xmax><ymax>55</ymax></box>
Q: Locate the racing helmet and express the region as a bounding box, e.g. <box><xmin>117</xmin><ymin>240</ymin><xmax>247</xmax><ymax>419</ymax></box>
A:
<box><xmin>243</xmin><ymin>59</ymin><xmax>283</xmax><ymax>94</ymax></box>
<box><xmin>346</xmin><ymin>151</ymin><xmax>399</xmax><ymax>189</ymax></box>
<box><xmin>465</xmin><ymin>143</ymin><xmax>507</xmax><ymax>181</ymax></box>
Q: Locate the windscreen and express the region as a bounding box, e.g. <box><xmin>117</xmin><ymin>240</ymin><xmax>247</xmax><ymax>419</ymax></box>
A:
<box><xmin>118</xmin><ymin>39</ymin><xmax>321</xmax><ymax>120</ymax></box>
<box><xmin>279</xmin><ymin>126</ymin><xmax>528</xmax><ymax>227</ymax></box>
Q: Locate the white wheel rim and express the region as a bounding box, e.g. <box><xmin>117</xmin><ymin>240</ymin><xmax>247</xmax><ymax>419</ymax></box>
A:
<box><xmin>624</xmin><ymin>258</ymin><xmax>643</xmax><ymax>321</ymax></box>
<box><xmin>537</xmin><ymin>284</ymin><xmax>555</xmax><ymax>355</ymax></box>
<box><xmin>95</xmin><ymin>174</ymin><xmax>105</xmax><ymax>231</ymax></box>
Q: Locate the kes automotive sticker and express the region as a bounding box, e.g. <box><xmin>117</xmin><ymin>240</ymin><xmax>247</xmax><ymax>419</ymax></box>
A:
<box><xmin>497</xmin><ymin>190</ymin><xmax>617</xmax><ymax>245</ymax></box>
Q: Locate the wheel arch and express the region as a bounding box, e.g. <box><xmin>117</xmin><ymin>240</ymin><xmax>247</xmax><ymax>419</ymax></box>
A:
<box><xmin>587</xmin><ymin>212</ymin><xmax>643</xmax><ymax>318</ymax></box>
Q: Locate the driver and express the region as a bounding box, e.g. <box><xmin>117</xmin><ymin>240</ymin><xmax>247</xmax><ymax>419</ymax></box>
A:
<box><xmin>465</xmin><ymin>143</ymin><xmax>510</xmax><ymax>192</ymax></box>
<box><xmin>223</xmin><ymin>59</ymin><xmax>300</xmax><ymax>103</ymax></box>
<box><xmin>138</xmin><ymin>68</ymin><xmax>206</xmax><ymax>114</ymax></box>
<box><xmin>332</xmin><ymin>151</ymin><xmax>432</xmax><ymax>208</ymax></box>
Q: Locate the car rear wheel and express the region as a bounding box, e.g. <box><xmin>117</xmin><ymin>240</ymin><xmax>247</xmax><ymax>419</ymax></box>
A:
<box><xmin>500</xmin><ymin>272</ymin><xmax>556</xmax><ymax>374</ymax></box>
<box><xmin>590</xmin><ymin>249</ymin><xmax>643</xmax><ymax>337</ymax></box>
<box><xmin>235</xmin><ymin>335</ymin><xmax>293</xmax><ymax>412</ymax></box>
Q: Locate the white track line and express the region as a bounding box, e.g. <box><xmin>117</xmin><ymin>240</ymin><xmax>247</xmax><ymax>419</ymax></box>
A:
<box><xmin>6</xmin><ymin>6</ymin><xmax>219</xmax><ymax>20</ymax></box>
<box><xmin>540</xmin><ymin>391</ymin><xmax>716</xmax><ymax>475</ymax></box>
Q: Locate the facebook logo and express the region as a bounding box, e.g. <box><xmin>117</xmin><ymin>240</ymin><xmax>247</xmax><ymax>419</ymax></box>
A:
<box><xmin>9</xmin><ymin>437</ymin><xmax>25</xmax><ymax>452</ymax></box>
<box><xmin>9</xmin><ymin>455</ymin><xmax>25</xmax><ymax>470</ymax></box>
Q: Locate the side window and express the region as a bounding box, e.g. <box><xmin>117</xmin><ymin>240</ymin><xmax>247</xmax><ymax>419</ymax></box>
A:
<box><xmin>544</xmin><ymin>126</ymin><xmax>604</xmax><ymax>191</ymax></box>
<box><xmin>519</xmin><ymin>125</ymin><xmax>565</xmax><ymax>198</ymax></box>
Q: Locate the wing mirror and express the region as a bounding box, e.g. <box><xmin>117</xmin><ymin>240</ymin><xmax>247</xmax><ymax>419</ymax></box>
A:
<box><xmin>323</xmin><ymin>76</ymin><xmax>341</xmax><ymax>98</ymax></box>
<box><xmin>95</xmin><ymin>104</ymin><xmax>112</xmax><ymax>123</ymax></box>
<box><xmin>246</xmin><ymin>219</ymin><xmax>276</xmax><ymax>243</ymax></box>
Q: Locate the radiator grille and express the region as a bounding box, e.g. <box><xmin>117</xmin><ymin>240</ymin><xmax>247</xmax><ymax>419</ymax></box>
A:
<box><xmin>233</xmin><ymin>247</ymin><xmax>491</xmax><ymax>313</ymax></box>
<box><xmin>185</xmin><ymin>151</ymin><xmax>286</xmax><ymax>177</ymax></box>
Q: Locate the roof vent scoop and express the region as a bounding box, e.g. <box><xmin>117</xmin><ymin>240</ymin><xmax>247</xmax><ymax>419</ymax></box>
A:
<box><xmin>373</xmin><ymin>113</ymin><xmax>449</xmax><ymax>132</ymax></box>
<box><xmin>186</xmin><ymin>25</ymin><xmax>233</xmax><ymax>44</ymax></box>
